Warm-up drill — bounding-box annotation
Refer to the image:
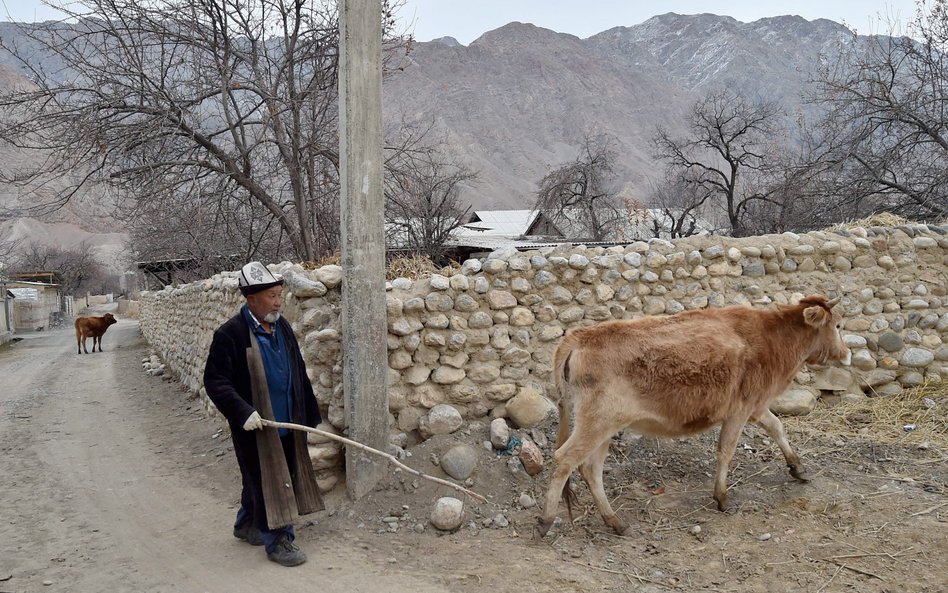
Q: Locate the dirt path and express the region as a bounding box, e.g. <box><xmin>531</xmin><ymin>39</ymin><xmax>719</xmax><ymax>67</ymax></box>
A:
<box><xmin>0</xmin><ymin>316</ymin><xmax>446</xmax><ymax>593</ymax></box>
<box><xmin>1</xmin><ymin>314</ymin><xmax>946</xmax><ymax>593</ymax></box>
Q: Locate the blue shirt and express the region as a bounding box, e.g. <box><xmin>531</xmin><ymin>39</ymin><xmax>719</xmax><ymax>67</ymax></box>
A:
<box><xmin>242</xmin><ymin>305</ymin><xmax>293</xmax><ymax>437</ymax></box>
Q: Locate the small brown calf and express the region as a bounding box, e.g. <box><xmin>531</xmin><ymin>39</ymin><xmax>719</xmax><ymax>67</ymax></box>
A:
<box><xmin>536</xmin><ymin>296</ymin><xmax>852</xmax><ymax>538</ymax></box>
<box><xmin>75</xmin><ymin>313</ymin><xmax>118</xmax><ymax>354</ymax></box>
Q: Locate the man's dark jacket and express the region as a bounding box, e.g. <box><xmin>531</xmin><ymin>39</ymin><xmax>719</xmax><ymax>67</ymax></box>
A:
<box><xmin>203</xmin><ymin>311</ymin><xmax>321</xmax><ymax>530</ymax></box>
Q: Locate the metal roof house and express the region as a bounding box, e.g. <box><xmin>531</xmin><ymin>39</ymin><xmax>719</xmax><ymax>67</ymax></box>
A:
<box><xmin>443</xmin><ymin>208</ymin><xmax>714</xmax><ymax>259</ymax></box>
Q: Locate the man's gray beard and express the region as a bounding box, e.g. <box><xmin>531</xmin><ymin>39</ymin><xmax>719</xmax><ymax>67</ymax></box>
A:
<box><xmin>264</xmin><ymin>312</ymin><xmax>281</xmax><ymax>324</ymax></box>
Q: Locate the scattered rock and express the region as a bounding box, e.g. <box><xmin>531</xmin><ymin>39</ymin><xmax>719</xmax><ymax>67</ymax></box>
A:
<box><xmin>519</xmin><ymin>439</ymin><xmax>544</xmax><ymax>476</ymax></box>
<box><xmin>859</xmin><ymin>369</ymin><xmax>897</xmax><ymax>388</ymax></box>
<box><xmin>812</xmin><ymin>368</ymin><xmax>853</xmax><ymax>391</ymax></box>
<box><xmin>490</xmin><ymin>418</ymin><xmax>511</xmax><ymax>449</ymax></box>
<box><xmin>770</xmin><ymin>389</ymin><xmax>816</xmax><ymax>416</ymax></box>
<box><xmin>871</xmin><ymin>382</ymin><xmax>903</xmax><ymax>397</ymax></box>
<box><xmin>505</xmin><ymin>387</ymin><xmax>556</xmax><ymax>428</ymax></box>
<box><xmin>519</xmin><ymin>493</ymin><xmax>536</xmax><ymax>508</ymax></box>
<box><xmin>529</xmin><ymin>427</ymin><xmax>548</xmax><ymax>448</ymax></box>
<box><xmin>440</xmin><ymin>444</ymin><xmax>478</xmax><ymax>481</ymax></box>
<box><xmin>507</xmin><ymin>457</ymin><xmax>531</xmax><ymax>481</ymax></box>
<box><xmin>430</xmin><ymin>497</ymin><xmax>464</xmax><ymax>531</ymax></box>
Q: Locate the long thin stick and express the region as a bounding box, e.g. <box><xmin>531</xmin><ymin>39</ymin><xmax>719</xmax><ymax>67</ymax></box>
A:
<box><xmin>827</xmin><ymin>547</ymin><xmax>914</xmax><ymax>561</ymax></box>
<box><xmin>817</xmin><ymin>563</ymin><xmax>843</xmax><ymax>593</ymax></box>
<box><xmin>910</xmin><ymin>502</ymin><xmax>948</xmax><ymax>517</ymax></box>
<box><xmin>820</xmin><ymin>559</ymin><xmax>885</xmax><ymax>581</ymax></box>
<box><xmin>845</xmin><ymin>473</ymin><xmax>916</xmax><ymax>483</ymax></box>
<box><xmin>261</xmin><ymin>419</ymin><xmax>487</xmax><ymax>503</ymax></box>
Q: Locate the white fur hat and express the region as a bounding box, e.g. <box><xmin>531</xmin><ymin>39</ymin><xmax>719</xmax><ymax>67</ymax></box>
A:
<box><xmin>238</xmin><ymin>261</ymin><xmax>284</xmax><ymax>296</ymax></box>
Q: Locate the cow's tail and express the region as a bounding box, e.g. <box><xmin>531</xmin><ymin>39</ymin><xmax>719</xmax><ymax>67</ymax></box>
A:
<box><xmin>552</xmin><ymin>339</ymin><xmax>580</xmax><ymax>519</ymax></box>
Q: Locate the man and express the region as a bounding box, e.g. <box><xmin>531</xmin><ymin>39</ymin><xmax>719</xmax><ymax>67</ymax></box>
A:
<box><xmin>203</xmin><ymin>261</ymin><xmax>322</xmax><ymax>567</ymax></box>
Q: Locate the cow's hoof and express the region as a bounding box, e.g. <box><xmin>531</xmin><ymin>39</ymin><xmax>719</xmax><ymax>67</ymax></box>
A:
<box><xmin>714</xmin><ymin>495</ymin><xmax>728</xmax><ymax>512</ymax></box>
<box><xmin>788</xmin><ymin>464</ymin><xmax>810</xmax><ymax>483</ymax></box>
<box><xmin>534</xmin><ymin>518</ymin><xmax>554</xmax><ymax>540</ymax></box>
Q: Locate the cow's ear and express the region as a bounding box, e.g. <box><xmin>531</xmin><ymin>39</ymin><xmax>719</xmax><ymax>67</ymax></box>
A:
<box><xmin>803</xmin><ymin>306</ymin><xmax>828</xmax><ymax>327</ymax></box>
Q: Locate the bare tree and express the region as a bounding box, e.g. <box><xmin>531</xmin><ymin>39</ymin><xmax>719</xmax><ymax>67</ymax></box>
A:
<box><xmin>644</xmin><ymin>173</ymin><xmax>713</xmax><ymax>239</ymax></box>
<box><xmin>384</xmin><ymin>156</ymin><xmax>474</xmax><ymax>263</ymax></box>
<box><xmin>124</xmin><ymin>176</ymin><xmax>276</xmax><ymax>281</ymax></box>
<box><xmin>11</xmin><ymin>241</ymin><xmax>103</xmax><ymax>294</ymax></box>
<box><xmin>533</xmin><ymin>133</ymin><xmax>622</xmax><ymax>242</ymax></box>
<box><xmin>653</xmin><ymin>89</ymin><xmax>786</xmax><ymax>237</ymax></box>
<box><xmin>0</xmin><ymin>0</ymin><xmax>407</xmax><ymax>262</ymax></box>
<box><xmin>811</xmin><ymin>1</ymin><xmax>948</xmax><ymax>221</ymax></box>
<box><xmin>0</xmin><ymin>223</ymin><xmax>21</xmax><ymax>262</ymax></box>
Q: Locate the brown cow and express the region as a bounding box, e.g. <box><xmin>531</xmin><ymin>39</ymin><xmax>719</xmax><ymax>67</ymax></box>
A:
<box><xmin>535</xmin><ymin>295</ymin><xmax>851</xmax><ymax>538</ymax></box>
<box><xmin>75</xmin><ymin>313</ymin><xmax>118</xmax><ymax>354</ymax></box>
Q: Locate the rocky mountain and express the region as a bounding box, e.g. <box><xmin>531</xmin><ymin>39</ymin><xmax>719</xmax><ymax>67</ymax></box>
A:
<box><xmin>0</xmin><ymin>13</ymin><xmax>878</xmax><ymax>268</ymax></box>
<box><xmin>384</xmin><ymin>13</ymin><xmax>866</xmax><ymax>209</ymax></box>
<box><xmin>383</xmin><ymin>21</ymin><xmax>692</xmax><ymax>209</ymax></box>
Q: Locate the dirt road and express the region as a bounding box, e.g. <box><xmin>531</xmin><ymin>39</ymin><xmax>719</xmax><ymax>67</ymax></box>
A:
<box><xmin>0</xmin><ymin>315</ymin><xmax>446</xmax><ymax>593</ymax></box>
<box><xmin>2</xmin><ymin>313</ymin><xmax>946</xmax><ymax>593</ymax></box>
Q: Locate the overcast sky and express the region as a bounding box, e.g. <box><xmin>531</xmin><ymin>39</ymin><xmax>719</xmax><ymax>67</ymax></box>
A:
<box><xmin>0</xmin><ymin>0</ymin><xmax>922</xmax><ymax>41</ymax></box>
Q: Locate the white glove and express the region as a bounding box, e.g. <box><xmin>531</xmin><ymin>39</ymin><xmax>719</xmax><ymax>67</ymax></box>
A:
<box><xmin>242</xmin><ymin>411</ymin><xmax>263</xmax><ymax>431</ymax></box>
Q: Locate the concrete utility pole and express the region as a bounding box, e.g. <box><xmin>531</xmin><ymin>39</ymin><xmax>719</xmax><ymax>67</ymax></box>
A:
<box><xmin>338</xmin><ymin>0</ymin><xmax>388</xmax><ymax>499</ymax></box>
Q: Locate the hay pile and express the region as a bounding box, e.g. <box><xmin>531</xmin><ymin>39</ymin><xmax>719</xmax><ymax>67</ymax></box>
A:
<box><xmin>385</xmin><ymin>255</ymin><xmax>459</xmax><ymax>281</ymax></box>
<box><xmin>828</xmin><ymin>212</ymin><xmax>913</xmax><ymax>231</ymax></box>
<box><xmin>303</xmin><ymin>253</ymin><xmax>460</xmax><ymax>281</ymax></box>
<box><xmin>785</xmin><ymin>382</ymin><xmax>948</xmax><ymax>451</ymax></box>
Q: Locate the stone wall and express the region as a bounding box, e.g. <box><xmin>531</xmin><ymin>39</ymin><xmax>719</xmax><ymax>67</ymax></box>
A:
<box><xmin>140</xmin><ymin>224</ymin><xmax>948</xmax><ymax>469</ymax></box>
<box><xmin>116</xmin><ymin>299</ymin><xmax>140</xmax><ymax>319</ymax></box>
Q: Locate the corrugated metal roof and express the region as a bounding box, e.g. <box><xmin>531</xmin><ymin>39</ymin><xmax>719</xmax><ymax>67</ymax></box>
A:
<box><xmin>459</xmin><ymin>210</ymin><xmax>539</xmax><ymax>236</ymax></box>
<box><xmin>445</xmin><ymin>235</ymin><xmax>558</xmax><ymax>250</ymax></box>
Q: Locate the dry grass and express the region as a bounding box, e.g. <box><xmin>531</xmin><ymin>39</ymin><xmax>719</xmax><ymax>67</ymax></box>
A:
<box><xmin>385</xmin><ymin>254</ymin><xmax>443</xmax><ymax>280</ymax></box>
<box><xmin>302</xmin><ymin>252</ymin><xmax>460</xmax><ymax>281</ymax></box>
<box><xmin>785</xmin><ymin>381</ymin><xmax>948</xmax><ymax>451</ymax></box>
<box><xmin>828</xmin><ymin>212</ymin><xmax>914</xmax><ymax>231</ymax></box>
<box><xmin>302</xmin><ymin>252</ymin><xmax>341</xmax><ymax>269</ymax></box>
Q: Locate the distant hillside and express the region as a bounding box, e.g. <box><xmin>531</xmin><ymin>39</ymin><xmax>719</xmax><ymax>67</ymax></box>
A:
<box><xmin>0</xmin><ymin>47</ymin><xmax>124</xmax><ymax>272</ymax></box>
<box><xmin>383</xmin><ymin>13</ymin><xmax>868</xmax><ymax>209</ymax></box>
<box><xmin>383</xmin><ymin>21</ymin><xmax>691</xmax><ymax>209</ymax></box>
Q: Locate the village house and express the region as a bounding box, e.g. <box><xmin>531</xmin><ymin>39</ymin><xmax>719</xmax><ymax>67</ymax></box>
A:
<box><xmin>3</xmin><ymin>277</ymin><xmax>70</xmax><ymax>332</ymax></box>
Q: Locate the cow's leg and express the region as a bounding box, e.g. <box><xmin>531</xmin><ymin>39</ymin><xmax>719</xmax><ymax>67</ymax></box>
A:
<box><xmin>713</xmin><ymin>415</ymin><xmax>747</xmax><ymax>511</ymax></box>
<box><xmin>94</xmin><ymin>335</ymin><xmax>101</xmax><ymax>352</ymax></box>
<box><xmin>535</xmin><ymin>423</ymin><xmax>605</xmax><ymax>539</ymax></box>
<box><xmin>81</xmin><ymin>334</ymin><xmax>89</xmax><ymax>354</ymax></box>
<box><xmin>577</xmin><ymin>438</ymin><xmax>630</xmax><ymax>535</ymax></box>
<box><xmin>76</xmin><ymin>330</ymin><xmax>82</xmax><ymax>355</ymax></box>
<box><xmin>752</xmin><ymin>408</ymin><xmax>807</xmax><ymax>482</ymax></box>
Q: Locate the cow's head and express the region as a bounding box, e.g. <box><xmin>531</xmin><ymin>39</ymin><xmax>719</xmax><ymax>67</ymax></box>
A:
<box><xmin>104</xmin><ymin>313</ymin><xmax>117</xmax><ymax>325</ymax></box>
<box><xmin>801</xmin><ymin>296</ymin><xmax>850</xmax><ymax>366</ymax></box>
